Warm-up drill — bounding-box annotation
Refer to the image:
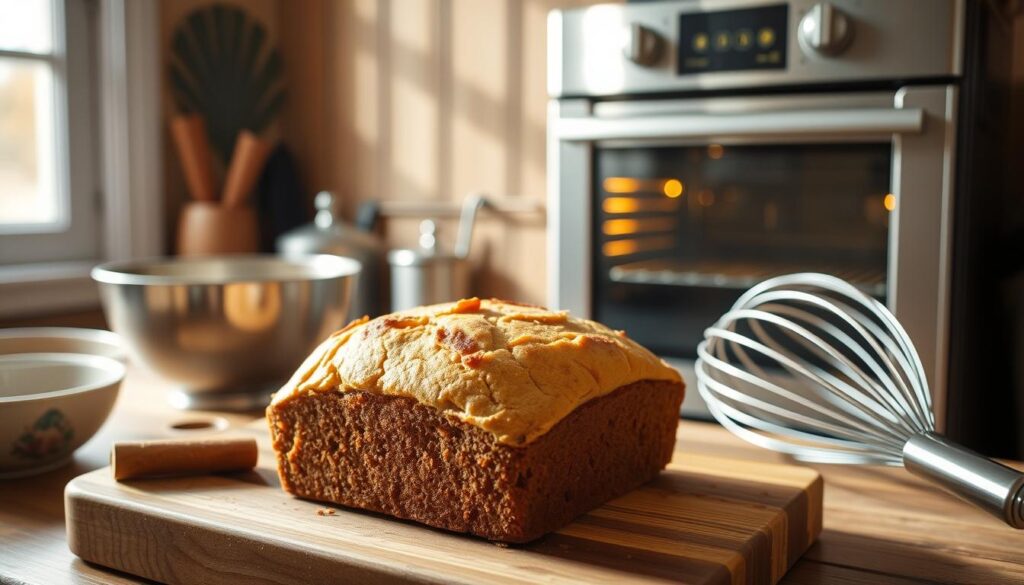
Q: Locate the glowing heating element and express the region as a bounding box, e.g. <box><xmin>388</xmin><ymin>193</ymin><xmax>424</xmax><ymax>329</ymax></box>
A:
<box><xmin>603</xmin><ymin>197</ymin><xmax>681</xmax><ymax>214</ymax></box>
<box><xmin>603</xmin><ymin>197</ymin><xmax>639</xmax><ymax>213</ymax></box>
<box><xmin>604</xmin><ymin>219</ymin><xmax>639</xmax><ymax>236</ymax></box>
<box><xmin>603</xmin><ymin>217</ymin><xmax>677</xmax><ymax>236</ymax></box>
<box><xmin>603</xmin><ymin>177</ymin><xmax>641</xmax><ymax>193</ymax></box>
<box><xmin>602</xmin><ymin>235</ymin><xmax>674</xmax><ymax>257</ymax></box>
<box><xmin>603</xmin><ymin>239</ymin><xmax>639</xmax><ymax>257</ymax></box>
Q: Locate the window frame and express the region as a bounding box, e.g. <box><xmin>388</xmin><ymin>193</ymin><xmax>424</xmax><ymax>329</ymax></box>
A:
<box><xmin>0</xmin><ymin>0</ymin><xmax>163</xmax><ymax>317</ymax></box>
<box><xmin>0</xmin><ymin>0</ymin><xmax>99</xmax><ymax>261</ymax></box>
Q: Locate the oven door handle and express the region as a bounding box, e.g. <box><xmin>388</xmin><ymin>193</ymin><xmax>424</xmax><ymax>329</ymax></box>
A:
<box><xmin>554</xmin><ymin>108</ymin><xmax>924</xmax><ymax>141</ymax></box>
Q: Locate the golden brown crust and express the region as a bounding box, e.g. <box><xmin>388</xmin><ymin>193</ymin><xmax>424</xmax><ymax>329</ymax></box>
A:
<box><xmin>270</xmin><ymin>298</ymin><xmax>681</xmax><ymax>446</ymax></box>
<box><xmin>267</xmin><ymin>379</ymin><xmax>685</xmax><ymax>542</ymax></box>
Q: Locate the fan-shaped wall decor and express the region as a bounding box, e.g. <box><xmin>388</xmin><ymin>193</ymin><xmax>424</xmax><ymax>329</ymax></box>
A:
<box><xmin>169</xmin><ymin>3</ymin><xmax>285</xmax><ymax>163</ymax></box>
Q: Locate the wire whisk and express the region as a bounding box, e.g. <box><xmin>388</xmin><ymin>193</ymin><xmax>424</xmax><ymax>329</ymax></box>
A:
<box><xmin>696</xmin><ymin>273</ymin><xmax>1024</xmax><ymax>528</ymax></box>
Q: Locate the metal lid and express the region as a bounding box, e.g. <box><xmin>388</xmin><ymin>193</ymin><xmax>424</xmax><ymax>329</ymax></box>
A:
<box><xmin>387</xmin><ymin>220</ymin><xmax>463</xmax><ymax>267</ymax></box>
<box><xmin>277</xmin><ymin>191</ymin><xmax>383</xmax><ymax>256</ymax></box>
<box><xmin>313</xmin><ymin>191</ymin><xmax>336</xmax><ymax>229</ymax></box>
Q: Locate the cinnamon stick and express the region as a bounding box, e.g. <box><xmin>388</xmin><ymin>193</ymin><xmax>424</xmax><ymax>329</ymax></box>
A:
<box><xmin>170</xmin><ymin>114</ymin><xmax>218</xmax><ymax>202</ymax></box>
<box><xmin>111</xmin><ymin>437</ymin><xmax>258</xmax><ymax>481</ymax></box>
<box><xmin>222</xmin><ymin>130</ymin><xmax>271</xmax><ymax>208</ymax></box>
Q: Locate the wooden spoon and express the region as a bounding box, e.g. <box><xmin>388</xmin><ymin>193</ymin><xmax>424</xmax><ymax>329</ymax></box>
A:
<box><xmin>169</xmin><ymin>114</ymin><xmax>218</xmax><ymax>203</ymax></box>
<box><xmin>222</xmin><ymin>130</ymin><xmax>271</xmax><ymax>208</ymax></box>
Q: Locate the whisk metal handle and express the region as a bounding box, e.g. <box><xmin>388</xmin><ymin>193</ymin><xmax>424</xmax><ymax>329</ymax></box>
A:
<box><xmin>903</xmin><ymin>433</ymin><xmax>1024</xmax><ymax>529</ymax></box>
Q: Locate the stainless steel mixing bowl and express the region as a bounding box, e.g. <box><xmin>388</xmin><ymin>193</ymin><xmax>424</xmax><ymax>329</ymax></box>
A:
<box><xmin>92</xmin><ymin>255</ymin><xmax>360</xmax><ymax>410</ymax></box>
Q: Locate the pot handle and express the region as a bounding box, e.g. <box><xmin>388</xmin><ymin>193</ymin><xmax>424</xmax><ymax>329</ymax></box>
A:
<box><xmin>454</xmin><ymin>193</ymin><xmax>489</xmax><ymax>259</ymax></box>
<box><xmin>356</xmin><ymin>201</ymin><xmax>381</xmax><ymax>233</ymax></box>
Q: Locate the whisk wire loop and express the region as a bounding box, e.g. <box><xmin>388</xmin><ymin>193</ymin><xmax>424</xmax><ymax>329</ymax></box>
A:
<box><xmin>699</xmin><ymin>331</ymin><xmax>909</xmax><ymax>450</ymax></box>
<box><xmin>701</xmin><ymin>386</ymin><xmax>904</xmax><ymax>465</ymax></box>
<box><xmin>747</xmin><ymin>290</ymin><xmax>926</xmax><ymax>428</ymax></box>
<box><xmin>708</xmin><ymin>311</ymin><xmax>914</xmax><ymax>446</ymax></box>
<box><xmin>800</xmin><ymin>293</ymin><xmax>934</xmax><ymax>430</ymax></box>
<box><xmin>704</xmin><ymin>385</ymin><xmax>896</xmax><ymax>454</ymax></box>
<box><xmin>797</xmin><ymin>297</ymin><xmax>932</xmax><ymax>431</ymax></box>
<box><xmin>697</xmin><ymin>360</ymin><xmax>906</xmax><ymax>461</ymax></box>
<box><xmin>742</xmin><ymin>306</ymin><xmax>909</xmax><ymax>430</ymax></box>
<box><xmin>747</xmin><ymin>273</ymin><xmax>934</xmax><ymax>422</ymax></box>
<box><xmin>749</xmin><ymin>300</ymin><xmax>928</xmax><ymax>434</ymax></box>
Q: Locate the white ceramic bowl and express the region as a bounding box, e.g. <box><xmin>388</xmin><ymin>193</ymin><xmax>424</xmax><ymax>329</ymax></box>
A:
<box><xmin>0</xmin><ymin>327</ymin><xmax>126</xmax><ymax>362</ymax></box>
<box><xmin>0</xmin><ymin>353</ymin><xmax>125</xmax><ymax>478</ymax></box>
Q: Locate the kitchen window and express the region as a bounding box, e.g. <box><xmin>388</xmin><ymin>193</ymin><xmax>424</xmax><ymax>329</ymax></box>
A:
<box><xmin>0</xmin><ymin>0</ymin><xmax>163</xmax><ymax>317</ymax></box>
<box><xmin>0</xmin><ymin>0</ymin><xmax>99</xmax><ymax>265</ymax></box>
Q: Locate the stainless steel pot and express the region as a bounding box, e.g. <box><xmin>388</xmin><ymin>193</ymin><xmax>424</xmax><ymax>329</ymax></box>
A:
<box><xmin>387</xmin><ymin>195</ymin><xmax>486</xmax><ymax>311</ymax></box>
<box><xmin>277</xmin><ymin>191</ymin><xmax>384</xmax><ymax>319</ymax></box>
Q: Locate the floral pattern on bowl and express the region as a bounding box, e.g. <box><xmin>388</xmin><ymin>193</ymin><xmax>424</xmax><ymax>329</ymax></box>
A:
<box><xmin>11</xmin><ymin>409</ymin><xmax>74</xmax><ymax>460</ymax></box>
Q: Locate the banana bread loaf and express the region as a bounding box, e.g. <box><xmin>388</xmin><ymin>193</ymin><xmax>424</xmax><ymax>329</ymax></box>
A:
<box><xmin>267</xmin><ymin>298</ymin><xmax>684</xmax><ymax>542</ymax></box>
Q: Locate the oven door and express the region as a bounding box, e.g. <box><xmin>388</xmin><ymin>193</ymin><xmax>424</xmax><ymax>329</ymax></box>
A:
<box><xmin>548</xmin><ymin>87</ymin><xmax>957</xmax><ymax>426</ymax></box>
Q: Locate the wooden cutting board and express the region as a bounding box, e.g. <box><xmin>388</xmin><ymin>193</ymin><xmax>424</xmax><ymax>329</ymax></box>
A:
<box><xmin>65</xmin><ymin>427</ymin><xmax>821</xmax><ymax>585</ymax></box>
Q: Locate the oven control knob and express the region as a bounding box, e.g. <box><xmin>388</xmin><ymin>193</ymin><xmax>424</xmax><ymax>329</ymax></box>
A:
<box><xmin>622</xmin><ymin>23</ymin><xmax>663</xmax><ymax>66</ymax></box>
<box><xmin>798</xmin><ymin>2</ymin><xmax>853</xmax><ymax>56</ymax></box>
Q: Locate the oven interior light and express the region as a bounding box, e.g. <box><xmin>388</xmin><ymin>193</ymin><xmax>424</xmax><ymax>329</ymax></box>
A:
<box><xmin>663</xmin><ymin>179</ymin><xmax>684</xmax><ymax>198</ymax></box>
<box><xmin>764</xmin><ymin>202</ymin><xmax>779</xmax><ymax>230</ymax></box>
<box><xmin>697</xmin><ymin>189</ymin><xmax>716</xmax><ymax>207</ymax></box>
<box><xmin>707</xmin><ymin>144</ymin><xmax>725</xmax><ymax>160</ymax></box>
<box><xmin>603</xmin><ymin>177</ymin><xmax>640</xmax><ymax>193</ymax></box>
<box><xmin>884</xmin><ymin>193</ymin><xmax>896</xmax><ymax>212</ymax></box>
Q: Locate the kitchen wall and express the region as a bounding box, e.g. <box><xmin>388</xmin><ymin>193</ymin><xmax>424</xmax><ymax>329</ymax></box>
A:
<box><xmin>275</xmin><ymin>0</ymin><xmax>606</xmax><ymax>306</ymax></box>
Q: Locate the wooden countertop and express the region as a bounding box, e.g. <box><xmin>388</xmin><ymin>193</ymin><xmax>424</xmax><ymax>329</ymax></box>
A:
<box><xmin>1</xmin><ymin>365</ymin><xmax>1022</xmax><ymax>584</ymax></box>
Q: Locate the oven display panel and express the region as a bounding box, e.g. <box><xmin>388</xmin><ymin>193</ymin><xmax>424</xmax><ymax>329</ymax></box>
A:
<box><xmin>678</xmin><ymin>5</ymin><xmax>788</xmax><ymax>75</ymax></box>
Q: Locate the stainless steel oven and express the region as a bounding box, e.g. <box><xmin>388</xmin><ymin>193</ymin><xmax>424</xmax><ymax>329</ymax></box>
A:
<box><xmin>547</xmin><ymin>0</ymin><xmax>1013</xmax><ymax>444</ymax></box>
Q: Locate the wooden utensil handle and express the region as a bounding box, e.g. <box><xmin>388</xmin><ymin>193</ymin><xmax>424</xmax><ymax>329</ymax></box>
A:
<box><xmin>222</xmin><ymin>131</ymin><xmax>271</xmax><ymax>208</ymax></box>
<box><xmin>111</xmin><ymin>437</ymin><xmax>258</xmax><ymax>480</ymax></box>
<box><xmin>170</xmin><ymin>115</ymin><xmax>218</xmax><ymax>203</ymax></box>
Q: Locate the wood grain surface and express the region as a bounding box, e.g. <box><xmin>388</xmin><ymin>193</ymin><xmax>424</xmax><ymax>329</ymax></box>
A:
<box><xmin>4</xmin><ymin>365</ymin><xmax>1024</xmax><ymax>584</ymax></box>
<box><xmin>65</xmin><ymin>427</ymin><xmax>822</xmax><ymax>585</ymax></box>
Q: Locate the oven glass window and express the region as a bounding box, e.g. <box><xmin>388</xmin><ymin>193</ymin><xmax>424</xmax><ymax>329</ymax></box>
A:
<box><xmin>593</xmin><ymin>142</ymin><xmax>892</xmax><ymax>357</ymax></box>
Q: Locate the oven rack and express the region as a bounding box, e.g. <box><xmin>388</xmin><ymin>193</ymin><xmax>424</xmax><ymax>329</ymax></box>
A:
<box><xmin>608</xmin><ymin>259</ymin><xmax>887</xmax><ymax>297</ymax></box>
